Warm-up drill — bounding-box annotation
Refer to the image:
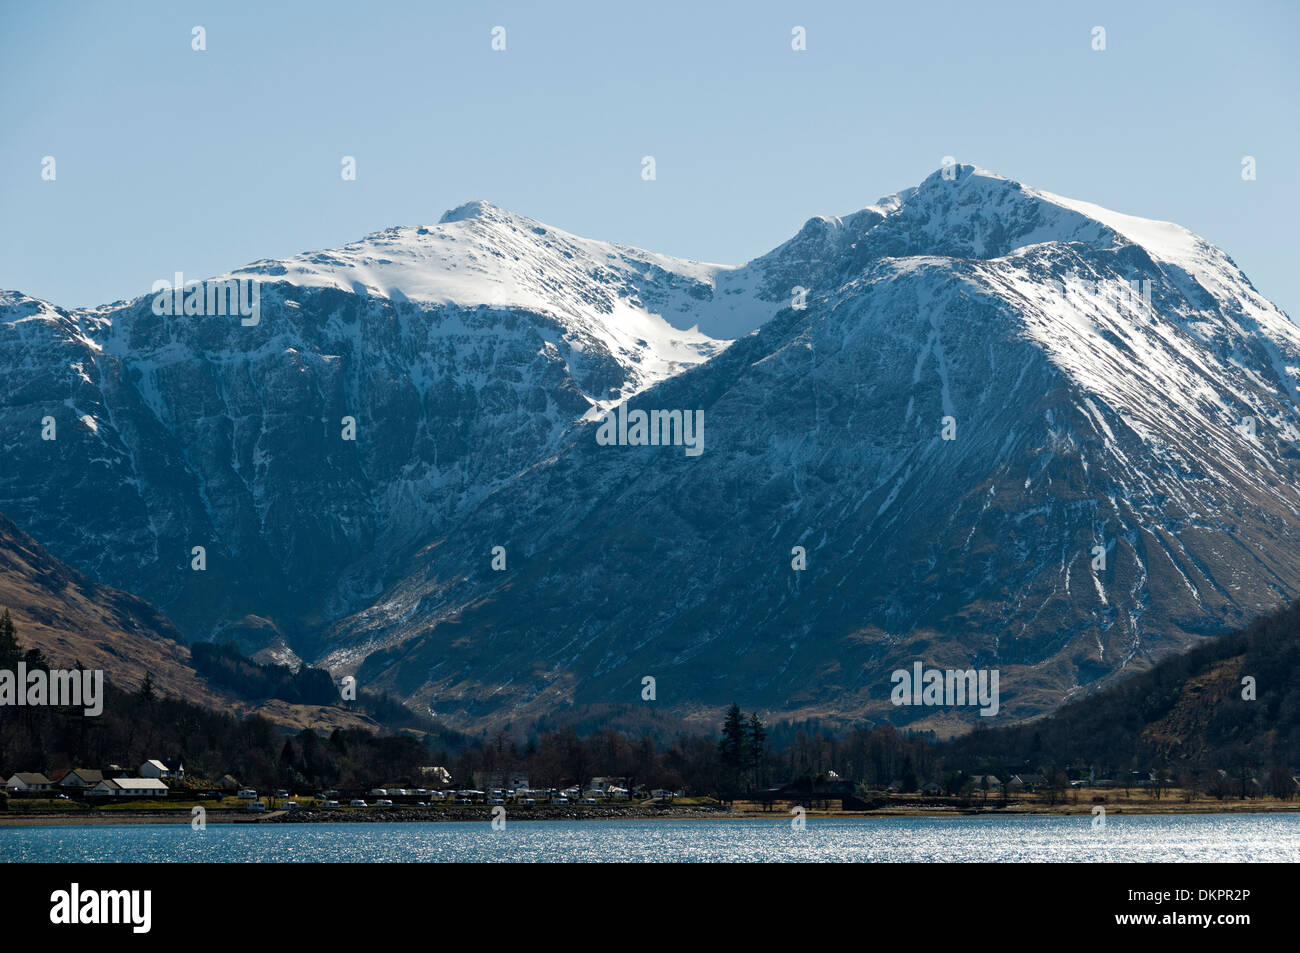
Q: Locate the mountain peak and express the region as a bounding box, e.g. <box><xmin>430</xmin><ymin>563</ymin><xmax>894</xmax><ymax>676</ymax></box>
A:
<box><xmin>437</xmin><ymin>199</ymin><xmax>514</xmax><ymax>225</ymax></box>
<box><xmin>916</xmin><ymin>162</ymin><xmax>1012</xmax><ymax>189</ymax></box>
<box><xmin>813</xmin><ymin>162</ymin><xmax>1218</xmax><ymax>271</ymax></box>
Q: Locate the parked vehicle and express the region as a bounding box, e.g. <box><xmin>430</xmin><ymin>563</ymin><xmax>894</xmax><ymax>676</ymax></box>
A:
<box><xmin>375</xmin><ymin>799</ymin><xmax>393</xmax><ymax>807</ymax></box>
<box><xmin>247</xmin><ymin>800</ymin><xmax>267</xmax><ymax>812</ymax></box>
<box><xmin>350</xmin><ymin>799</ymin><xmax>368</xmax><ymax>807</ymax></box>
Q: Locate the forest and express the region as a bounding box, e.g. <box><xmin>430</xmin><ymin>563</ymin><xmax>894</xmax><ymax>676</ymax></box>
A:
<box><xmin>2</xmin><ymin>597</ymin><xmax>1298</xmax><ymax>798</ymax></box>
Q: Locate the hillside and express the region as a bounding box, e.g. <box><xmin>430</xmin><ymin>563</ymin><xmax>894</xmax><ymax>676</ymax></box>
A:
<box><xmin>945</xmin><ymin>597</ymin><xmax>1300</xmax><ymax>773</ymax></box>
<box><xmin>0</xmin><ymin>512</ymin><xmax>380</xmax><ymax>734</ymax></box>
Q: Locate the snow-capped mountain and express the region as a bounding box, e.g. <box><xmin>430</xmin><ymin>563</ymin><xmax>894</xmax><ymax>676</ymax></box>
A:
<box><xmin>0</xmin><ymin>200</ymin><xmax>793</xmax><ymax>641</ymax></box>
<box><xmin>3</xmin><ymin>164</ymin><xmax>1299</xmax><ymax>731</ymax></box>
<box><xmin>320</xmin><ymin>166</ymin><xmax>1300</xmax><ymax>731</ymax></box>
<box><xmin>226</xmin><ymin>199</ymin><xmax>788</xmax><ymax>346</ymax></box>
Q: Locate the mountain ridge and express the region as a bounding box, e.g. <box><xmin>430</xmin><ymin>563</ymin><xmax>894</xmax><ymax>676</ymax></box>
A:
<box><xmin>3</xmin><ymin>163</ymin><xmax>1298</xmax><ymax>733</ymax></box>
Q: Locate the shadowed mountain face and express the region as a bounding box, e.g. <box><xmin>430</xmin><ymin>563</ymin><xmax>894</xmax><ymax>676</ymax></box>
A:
<box><xmin>4</xmin><ymin>166</ymin><xmax>1300</xmax><ymax>732</ymax></box>
<box><xmin>0</xmin><ymin>210</ymin><xmax>793</xmax><ymax>641</ymax></box>
<box><xmin>0</xmin><ymin>511</ymin><xmax>196</xmax><ymax>697</ymax></box>
<box><xmin>0</xmin><ymin>512</ymin><xmax>390</xmax><ymax>734</ymax></box>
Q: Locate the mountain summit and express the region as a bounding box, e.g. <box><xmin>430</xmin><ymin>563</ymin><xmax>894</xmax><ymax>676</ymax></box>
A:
<box><xmin>226</xmin><ymin>197</ymin><xmax>785</xmax><ymax>342</ymax></box>
<box><xmin>3</xmin><ymin>165</ymin><xmax>1298</xmax><ymax>731</ymax></box>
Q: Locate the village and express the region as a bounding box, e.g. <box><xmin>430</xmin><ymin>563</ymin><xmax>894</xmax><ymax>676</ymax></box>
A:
<box><xmin>3</xmin><ymin>761</ymin><xmax>693</xmax><ymax>815</ymax></box>
<box><xmin>7</xmin><ymin>754</ymin><xmax>1293</xmax><ymax>822</ymax></box>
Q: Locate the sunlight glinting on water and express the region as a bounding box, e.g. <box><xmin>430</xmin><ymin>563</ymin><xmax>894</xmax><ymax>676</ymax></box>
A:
<box><xmin>5</xmin><ymin>815</ymin><xmax>1300</xmax><ymax>863</ymax></box>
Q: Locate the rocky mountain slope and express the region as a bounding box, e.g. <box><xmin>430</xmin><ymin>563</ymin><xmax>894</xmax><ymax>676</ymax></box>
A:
<box><xmin>944</xmin><ymin>595</ymin><xmax>1300</xmax><ymax>773</ymax></box>
<box><xmin>0</xmin><ymin>511</ymin><xmax>386</xmax><ymax>734</ymax></box>
<box><xmin>4</xmin><ymin>164</ymin><xmax>1299</xmax><ymax>733</ymax></box>
<box><xmin>0</xmin><ymin>511</ymin><xmax>194</xmax><ymax>694</ymax></box>
<box><xmin>0</xmin><ymin>205</ymin><xmax>797</xmax><ymax>641</ymax></box>
<box><xmin>324</xmin><ymin>167</ymin><xmax>1300</xmax><ymax>731</ymax></box>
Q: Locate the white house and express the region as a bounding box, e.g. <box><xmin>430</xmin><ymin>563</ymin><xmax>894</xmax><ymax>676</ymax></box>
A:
<box><xmin>90</xmin><ymin>778</ymin><xmax>168</xmax><ymax>798</ymax></box>
<box><xmin>5</xmin><ymin>772</ymin><xmax>52</xmax><ymax>791</ymax></box>
<box><xmin>139</xmin><ymin>760</ymin><xmax>170</xmax><ymax>779</ymax></box>
<box><xmin>116</xmin><ymin>778</ymin><xmax>168</xmax><ymax>796</ymax></box>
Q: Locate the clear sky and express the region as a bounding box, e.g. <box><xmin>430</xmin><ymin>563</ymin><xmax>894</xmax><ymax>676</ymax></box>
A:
<box><xmin>2</xmin><ymin>0</ymin><xmax>1297</xmax><ymax>317</ymax></box>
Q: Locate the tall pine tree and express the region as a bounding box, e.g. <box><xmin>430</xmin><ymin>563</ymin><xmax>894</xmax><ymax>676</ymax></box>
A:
<box><xmin>0</xmin><ymin>609</ymin><xmax>20</xmax><ymax>669</ymax></box>
<box><xmin>718</xmin><ymin>703</ymin><xmax>748</xmax><ymax>770</ymax></box>
<box><xmin>746</xmin><ymin>713</ymin><xmax>767</xmax><ymax>786</ymax></box>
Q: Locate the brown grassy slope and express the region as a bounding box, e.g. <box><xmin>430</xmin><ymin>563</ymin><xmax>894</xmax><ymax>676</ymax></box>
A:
<box><xmin>0</xmin><ymin>512</ymin><xmax>378</xmax><ymax>733</ymax></box>
<box><xmin>1139</xmin><ymin>657</ymin><xmax>1248</xmax><ymax>764</ymax></box>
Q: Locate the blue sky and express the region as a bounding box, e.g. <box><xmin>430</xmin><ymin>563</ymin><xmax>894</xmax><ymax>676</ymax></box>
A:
<box><xmin>2</xmin><ymin>0</ymin><xmax>1297</xmax><ymax>315</ymax></box>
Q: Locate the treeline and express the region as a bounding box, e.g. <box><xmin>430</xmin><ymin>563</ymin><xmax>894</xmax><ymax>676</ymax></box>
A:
<box><xmin>0</xmin><ymin>673</ymin><xmax>437</xmax><ymax>793</ymax></box>
<box><xmin>435</xmin><ymin>599</ymin><xmax>1300</xmax><ymax>796</ymax></box>
<box><xmin>942</xmin><ymin>598</ymin><xmax>1300</xmax><ymax>781</ymax></box>
<box><xmin>0</xmin><ymin>608</ymin><xmax>47</xmax><ymax>671</ymax></box>
<box><xmin>0</xmin><ymin>612</ymin><xmax>459</xmax><ymax>792</ymax></box>
<box><xmin>4</xmin><ymin>597</ymin><xmax>1300</xmax><ymax>799</ymax></box>
<box><xmin>435</xmin><ymin>717</ymin><xmax>937</xmax><ymax>797</ymax></box>
<box><xmin>189</xmin><ymin>640</ymin><xmax>444</xmax><ymax>735</ymax></box>
<box><xmin>190</xmin><ymin>641</ymin><xmax>337</xmax><ymax>706</ymax></box>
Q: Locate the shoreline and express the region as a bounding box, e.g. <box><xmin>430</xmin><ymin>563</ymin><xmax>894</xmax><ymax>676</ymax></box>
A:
<box><xmin>5</xmin><ymin>801</ymin><xmax>1300</xmax><ymax>827</ymax></box>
